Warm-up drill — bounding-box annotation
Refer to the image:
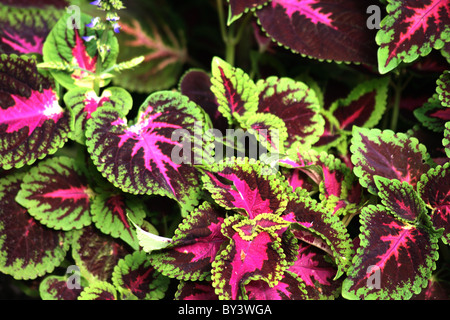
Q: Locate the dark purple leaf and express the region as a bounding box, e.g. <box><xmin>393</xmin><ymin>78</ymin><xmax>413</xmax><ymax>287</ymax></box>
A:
<box><xmin>377</xmin><ymin>0</ymin><xmax>450</xmax><ymax>73</ymax></box>
<box><xmin>175</xmin><ymin>281</ymin><xmax>219</xmax><ymax>300</ymax></box>
<box><xmin>71</xmin><ymin>225</ymin><xmax>132</xmax><ymax>283</ymax></box>
<box><xmin>255</xmin><ymin>0</ymin><xmax>377</xmax><ymax>64</ymax></box>
<box><xmin>418</xmin><ymin>163</ymin><xmax>450</xmax><ymax>243</ymax></box>
<box><xmin>342</xmin><ymin>205</ymin><xmax>440</xmax><ymax>299</ymax></box>
<box><xmin>150</xmin><ymin>202</ymin><xmax>226</xmax><ymax>281</ymax></box>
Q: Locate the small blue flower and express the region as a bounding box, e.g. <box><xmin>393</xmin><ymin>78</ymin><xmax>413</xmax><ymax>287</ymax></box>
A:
<box><xmin>86</xmin><ymin>17</ymin><xmax>100</xmax><ymax>28</ymax></box>
<box><xmin>82</xmin><ymin>35</ymin><xmax>96</xmax><ymax>42</ymax></box>
<box><xmin>90</xmin><ymin>0</ymin><xmax>101</xmax><ymax>6</ymax></box>
<box><xmin>112</xmin><ymin>23</ymin><xmax>121</xmax><ymax>33</ymax></box>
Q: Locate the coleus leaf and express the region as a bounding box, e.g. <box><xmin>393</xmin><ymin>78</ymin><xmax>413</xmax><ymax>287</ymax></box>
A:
<box><xmin>113</xmin><ymin>2</ymin><xmax>187</xmax><ymax>93</ymax></box>
<box><xmin>42</xmin><ymin>11</ymin><xmax>119</xmax><ymax>90</ymax></box>
<box><xmin>211</xmin><ymin>214</ymin><xmax>294</xmax><ymax>300</ymax></box>
<box><xmin>78</xmin><ymin>281</ymin><xmax>118</xmax><ymax>300</ymax></box>
<box><xmin>254</xmin><ymin>0</ymin><xmax>378</xmax><ymax>64</ymax></box>
<box><xmin>0</xmin><ymin>54</ymin><xmax>70</xmax><ymax>170</ymax></box>
<box><xmin>39</xmin><ymin>275</ymin><xmax>85</xmax><ymax>300</ymax></box>
<box><xmin>350</xmin><ymin>127</ymin><xmax>431</xmax><ymax>195</ymax></box>
<box><xmin>243</xmin><ymin>271</ymin><xmax>308</xmax><ymax>300</ymax></box>
<box><xmin>283</xmin><ymin>192</ymin><xmax>354</xmax><ymax>276</ymax></box>
<box><xmin>283</xmin><ymin>242</ymin><xmax>341</xmax><ymax>299</ymax></box>
<box><xmin>210</xmin><ymin>57</ymin><xmax>258</xmax><ymax>125</ymax></box>
<box><xmin>71</xmin><ymin>225</ymin><xmax>132</xmax><ymax>283</ymax></box>
<box><xmin>342</xmin><ymin>204</ymin><xmax>440</xmax><ymax>300</ymax></box>
<box><xmin>90</xmin><ymin>192</ymin><xmax>146</xmax><ymax>250</ymax></box>
<box><xmin>0</xmin><ymin>5</ymin><xmax>62</xmax><ymax>55</ymax></box>
<box><xmin>284</xmin><ymin>148</ymin><xmax>362</xmax><ymax>216</ymax></box>
<box><xmin>85</xmin><ymin>90</ymin><xmax>207</xmax><ymax>215</ymax></box>
<box><xmin>243</xmin><ymin>76</ymin><xmax>324</xmax><ymax>151</ymax></box>
<box><xmin>329</xmin><ymin>78</ymin><xmax>389</xmax><ymax>132</ymax></box>
<box><xmin>64</xmin><ymin>87</ymin><xmax>133</xmax><ymax>145</ymax></box>
<box><xmin>376</xmin><ymin>0</ymin><xmax>450</xmax><ymax>74</ymax></box>
<box><xmin>149</xmin><ymin>202</ymin><xmax>226</xmax><ymax>281</ymax></box>
<box><xmin>175</xmin><ymin>281</ymin><xmax>219</xmax><ymax>300</ymax></box>
<box><xmin>112</xmin><ymin>251</ymin><xmax>170</xmax><ymax>300</ymax></box>
<box><xmin>418</xmin><ymin>162</ymin><xmax>450</xmax><ymax>243</ymax></box>
<box><xmin>374</xmin><ymin>176</ymin><xmax>428</xmax><ymax>224</ymax></box>
<box><xmin>437</xmin><ymin>70</ymin><xmax>450</xmax><ymax>108</ymax></box>
<box><xmin>0</xmin><ymin>173</ymin><xmax>70</xmax><ymax>280</ymax></box>
<box><xmin>200</xmin><ymin>157</ymin><xmax>290</xmax><ymax>218</ymax></box>
<box><xmin>444</xmin><ymin>122</ymin><xmax>450</xmax><ymax>157</ymax></box>
<box><xmin>227</xmin><ymin>0</ymin><xmax>270</xmax><ymax>25</ymax></box>
<box><xmin>179</xmin><ymin>69</ymin><xmax>228</xmax><ymax>133</ymax></box>
<box><xmin>15</xmin><ymin>156</ymin><xmax>94</xmax><ymax>231</ymax></box>
<box><xmin>414</xmin><ymin>94</ymin><xmax>450</xmax><ymax>132</ymax></box>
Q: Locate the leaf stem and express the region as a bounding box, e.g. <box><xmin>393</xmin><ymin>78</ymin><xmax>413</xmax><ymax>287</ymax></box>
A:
<box><xmin>390</xmin><ymin>80</ymin><xmax>402</xmax><ymax>132</ymax></box>
<box><xmin>216</xmin><ymin>0</ymin><xmax>251</xmax><ymax>66</ymax></box>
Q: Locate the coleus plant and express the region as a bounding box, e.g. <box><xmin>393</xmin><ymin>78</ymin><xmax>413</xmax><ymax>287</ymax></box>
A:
<box><xmin>0</xmin><ymin>0</ymin><xmax>450</xmax><ymax>301</ymax></box>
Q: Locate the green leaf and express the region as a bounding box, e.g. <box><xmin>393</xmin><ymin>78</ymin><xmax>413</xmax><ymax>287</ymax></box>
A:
<box><xmin>112</xmin><ymin>251</ymin><xmax>170</xmax><ymax>300</ymax></box>
<box><xmin>444</xmin><ymin>122</ymin><xmax>450</xmax><ymax>158</ymax></box>
<box><xmin>42</xmin><ymin>11</ymin><xmax>119</xmax><ymax>90</ymax></box>
<box><xmin>130</xmin><ymin>216</ymin><xmax>172</xmax><ymax>252</ymax></box>
<box><xmin>78</xmin><ymin>281</ymin><xmax>118</xmax><ymax>300</ymax></box>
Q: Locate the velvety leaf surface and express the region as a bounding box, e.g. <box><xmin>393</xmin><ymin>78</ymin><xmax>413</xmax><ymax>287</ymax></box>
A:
<box><xmin>285</xmin><ymin>242</ymin><xmax>341</xmax><ymax>299</ymax></box>
<box><xmin>86</xmin><ymin>91</ymin><xmax>206</xmax><ymax>215</ymax></box>
<box><xmin>342</xmin><ymin>205</ymin><xmax>440</xmax><ymax>300</ymax></box>
<box><xmin>39</xmin><ymin>275</ymin><xmax>84</xmax><ymax>300</ymax></box>
<box><xmin>350</xmin><ymin>127</ymin><xmax>431</xmax><ymax>194</ymax></box>
<box><xmin>374</xmin><ymin>176</ymin><xmax>428</xmax><ymax>223</ymax></box>
<box><xmin>43</xmin><ymin>11</ymin><xmax>118</xmax><ymax>89</ymax></box>
<box><xmin>201</xmin><ymin>157</ymin><xmax>290</xmax><ymax>218</ymax></box>
<box><xmin>0</xmin><ymin>5</ymin><xmax>62</xmax><ymax>55</ymax></box>
<box><xmin>150</xmin><ymin>202</ymin><xmax>226</xmax><ymax>281</ymax></box>
<box><xmin>255</xmin><ymin>0</ymin><xmax>378</xmax><ymax>64</ymax></box>
<box><xmin>64</xmin><ymin>87</ymin><xmax>133</xmax><ymax>145</ymax></box>
<box><xmin>418</xmin><ymin>162</ymin><xmax>450</xmax><ymax>243</ymax></box>
<box><xmin>376</xmin><ymin>0</ymin><xmax>450</xmax><ymax>74</ymax></box>
<box><xmin>16</xmin><ymin>156</ymin><xmax>93</xmax><ymax>231</ymax></box>
<box><xmin>0</xmin><ymin>54</ymin><xmax>69</xmax><ymax>169</ymax></box>
<box><xmin>329</xmin><ymin>78</ymin><xmax>389</xmax><ymax>131</ymax></box>
<box><xmin>0</xmin><ymin>173</ymin><xmax>70</xmax><ymax>280</ymax></box>
<box><xmin>179</xmin><ymin>69</ymin><xmax>228</xmax><ymax>133</ymax></box>
<box><xmin>243</xmin><ymin>272</ymin><xmax>308</xmax><ymax>300</ymax></box>
<box><xmin>71</xmin><ymin>225</ymin><xmax>131</xmax><ymax>283</ymax></box>
<box><xmin>175</xmin><ymin>281</ymin><xmax>219</xmax><ymax>300</ymax></box>
<box><xmin>249</xmin><ymin>76</ymin><xmax>324</xmax><ymax>150</ymax></box>
<box><xmin>112</xmin><ymin>251</ymin><xmax>169</xmax><ymax>300</ymax></box>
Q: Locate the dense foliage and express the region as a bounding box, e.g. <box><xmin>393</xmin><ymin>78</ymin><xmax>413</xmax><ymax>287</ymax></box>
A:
<box><xmin>0</xmin><ymin>0</ymin><xmax>449</xmax><ymax>300</ymax></box>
